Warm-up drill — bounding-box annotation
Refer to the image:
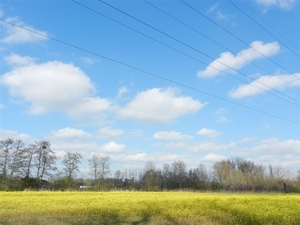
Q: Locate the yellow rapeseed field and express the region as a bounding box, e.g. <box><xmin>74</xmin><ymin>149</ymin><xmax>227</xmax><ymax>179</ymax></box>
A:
<box><xmin>0</xmin><ymin>192</ymin><xmax>299</xmax><ymax>225</ymax></box>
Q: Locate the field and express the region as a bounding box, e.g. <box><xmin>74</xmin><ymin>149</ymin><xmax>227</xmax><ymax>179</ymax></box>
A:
<box><xmin>0</xmin><ymin>192</ymin><xmax>299</xmax><ymax>225</ymax></box>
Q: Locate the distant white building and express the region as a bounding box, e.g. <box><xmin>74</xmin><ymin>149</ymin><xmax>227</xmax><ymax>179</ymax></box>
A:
<box><xmin>79</xmin><ymin>186</ymin><xmax>90</xmax><ymax>191</ymax></box>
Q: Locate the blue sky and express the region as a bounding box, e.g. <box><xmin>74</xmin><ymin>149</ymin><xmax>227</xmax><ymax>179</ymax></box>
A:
<box><xmin>0</xmin><ymin>0</ymin><xmax>299</xmax><ymax>177</ymax></box>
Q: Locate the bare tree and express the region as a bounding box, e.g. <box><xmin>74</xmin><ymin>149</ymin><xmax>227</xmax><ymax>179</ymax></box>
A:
<box><xmin>88</xmin><ymin>154</ymin><xmax>101</xmax><ymax>181</ymax></box>
<box><xmin>0</xmin><ymin>138</ymin><xmax>14</xmax><ymax>189</ymax></box>
<box><xmin>33</xmin><ymin>141</ymin><xmax>57</xmax><ymax>185</ymax></box>
<box><xmin>162</xmin><ymin>163</ymin><xmax>171</xmax><ymax>189</ymax></box>
<box><xmin>62</xmin><ymin>151</ymin><xmax>82</xmax><ymax>189</ymax></box>
<box><xmin>0</xmin><ymin>138</ymin><xmax>14</xmax><ymax>177</ymax></box>
<box><xmin>114</xmin><ymin>170</ymin><xmax>122</xmax><ymax>180</ymax></box>
<box><xmin>8</xmin><ymin>139</ymin><xmax>24</xmax><ymax>179</ymax></box>
<box><xmin>20</xmin><ymin>146</ymin><xmax>36</xmax><ymax>180</ymax></box>
<box><xmin>142</xmin><ymin>161</ymin><xmax>160</xmax><ymax>191</ymax></box>
<box><xmin>0</xmin><ymin>139</ymin><xmax>27</xmax><ymax>188</ymax></box>
<box><xmin>171</xmin><ymin>160</ymin><xmax>187</xmax><ymax>188</ymax></box>
<box><xmin>88</xmin><ymin>155</ymin><xmax>110</xmax><ymax>190</ymax></box>
<box><xmin>195</xmin><ymin>164</ymin><xmax>208</xmax><ymax>182</ymax></box>
<box><xmin>98</xmin><ymin>156</ymin><xmax>110</xmax><ymax>179</ymax></box>
<box><xmin>212</xmin><ymin>160</ymin><xmax>231</xmax><ymax>184</ymax></box>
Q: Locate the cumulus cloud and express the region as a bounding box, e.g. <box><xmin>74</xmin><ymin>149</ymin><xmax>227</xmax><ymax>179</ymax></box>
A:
<box><xmin>118</xmin><ymin>86</ymin><xmax>129</xmax><ymax>97</ymax></box>
<box><xmin>67</xmin><ymin>97</ymin><xmax>111</xmax><ymax>118</ymax></box>
<box><xmin>51</xmin><ymin>142</ymin><xmax>97</xmax><ymax>158</ymax></box>
<box><xmin>1</xmin><ymin>17</ymin><xmax>48</xmax><ymax>44</ymax></box>
<box><xmin>4</xmin><ymin>53</ymin><xmax>36</xmax><ymax>67</ymax></box>
<box><xmin>254</xmin><ymin>0</ymin><xmax>297</xmax><ymax>10</ymax></box>
<box><xmin>200</xmin><ymin>153</ymin><xmax>227</xmax><ymax>162</ymax></box>
<box><xmin>0</xmin><ymin>129</ymin><xmax>32</xmax><ymax>143</ymax></box>
<box><xmin>112</xmin><ymin>153</ymin><xmax>148</xmax><ymax>162</ymax></box>
<box><xmin>229</xmin><ymin>73</ymin><xmax>300</xmax><ymax>98</ymax></box>
<box><xmin>50</xmin><ymin>127</ymin><xmax>91</xmax><ymax>141</ymax></box>
<box><xmin>197</xmin><ymin>41</ymin><xmax>280</xmax><ymax>78</ymax></box>
<box><xmin>197</xmin><ymin>128</ymin><xmax>221</xmax><ymax>139</ymax></box>
<box><xmin>1</xmin><ymin>56</ymin><xmax>111</xmax><ymax>118</ymax></box>
<box><xmin>101</xmin><ymin>141</ymin><xmax>125</xmax><ymax>153</ymax></box>
<box><xmin>216</xmin><ymin>116</ymin><xmax>230</xmax><ymax>123</ymax></box>
<box><xmin>235</xmin><ymin>138</ymin><xmax>300</xmax><ymax>172</ymax></box>
<box><xmin>112</xmin><ymin>152</ymin><xmax>192</xmax><ymax>166</ymax></box>
<box><xmin>153</xmin><ymin>131</ymin><xmax>193</xmax><ymax>141</ymax></box>
<box><xmin>239</xmin><ymin>137</ymin><xmax>256</xmax><ymax>143</ymax></box>
<box><xmin>128</xmin><ymin>129</ymin><xmax>144</xmax><ymax>137</ymax></box>
<box><xmin>97</xmin><ymin>127</ymin><xmax>124</xmax><ymax>139</ymax></box>
<box><xmin>251</xmin><ymin>138</ymin><xmax>300</xmax><ymax>154</ymax></box>
<box><xmin>118</xmin><ymin>88</ymin><xmax>205</xmax><ymax>123</ymax></box>
<box><xmin>187</xmin><ymin>142</ymin><xmax>236</xmax><ymax>153</ymax></box>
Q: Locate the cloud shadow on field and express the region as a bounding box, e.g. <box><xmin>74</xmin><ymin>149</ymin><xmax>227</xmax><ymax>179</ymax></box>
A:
<box><xmin>0</xmin><ymin>214</ymin><xmax>183</xmax><ymax>225</ymax></box>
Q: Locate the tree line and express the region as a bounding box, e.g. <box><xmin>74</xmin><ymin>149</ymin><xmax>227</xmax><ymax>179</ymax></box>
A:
<box><xmin>1</xmin><ymin>138</ymin><xmax>300</xmax><ymax>192</ymax></box>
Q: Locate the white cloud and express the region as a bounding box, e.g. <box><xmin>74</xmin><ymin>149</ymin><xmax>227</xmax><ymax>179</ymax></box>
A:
<box><xmin>1</xmin><ymin>17</ymin><xmax>48</xmax><ymax>44</ymax></box>
<box><xmin>216</xmin><ymin>116</ymin><xmax>230</xmax><ymax>123</ymax></box>
<box><xmin>201</xmin><ymin>153</ymin><xmax>227</xmax><ymax>162</ymax></box>
<box><xmin>128</xmin><ymin>129</ymin><xmax>143</xmax><ymax>137</ymax></box>
<box><xmin>217</xmin><ymin>11</ymin><xmax>229</xmax><ymax>20</ymax></box>
<box><xmin>50</xmin><ymin>127</ymin><xmax>91</xmax><ymax>141</ymax></box>
<box><xmin>1</xmin><ymin>57</ymin><xmax>111</xmax><ymax>118</ymax></box>
<box><xmin>4</xmin><ymin>53</ymin><xmax>36</xmax><ymax>67</ymax></box>
<box><xmin>251</xmin><ymin>138</ymin><xmax>300</xmax><ymax>154</ymax></box>
<box><xmin>0</xmin><ymin>129</ymin><xmax>32</xmax><ymax>143</ymax></box>
<box><xmin>239</xmin><ymin>137</ymin><xmax>256</xmax><ymax>143</ymax></box>
<box><xmin>81</xmin><ymin>57</ymin><xmax>98</xmax><ymax>65</ymax></box>
<box><xmin>51</xmin><ymin>141</ymin><xmax>125</xmax><ymax>157</ymax></box>
<box><xmin>51</xmin><ymin>142</ymin><xmax>96</xmax><ymax>158</ymax></box>
<box><xmin>215</xmin><ymin>107</ymin><xmax>227</xmax><ymax>115</ymax></box>
<box><xmin>197</xmin><ymin>128</ymin><xmax>221</xmax><ymax>139</ymax></box>
<box><xmin>254</xmin><ymin>0</ymin><xmax>297</xmax><ymax>10</ymax></box>
<box><xmin>153</xmin><ymin>131</ymin><xmax>193</xmax><ymax>141</ymax></box>
<box><xmin>112</xmin><ymin>152</ymin><xmax>192</xmax><ymax>166</ymax></box>
<box><xmin>234</xmin><ymin>138</ymin><xmax>300</xmax><ymax>172</ymax></box>
<box><xmin>67</xmin><ymin>97</ymin><xmax>111</xmax><ymax>118</ymax></box>
<box><xmin>197</xmin><ymin>41</ymin><xmax>280</xmax><ymax>78</ymax></box>
<box><xmin>101</xmin><ymin>141</ymin><xmax>125</xmax><ymax>153</ymax></box>
<box><xmin>118</xmin><ymin>86</ymin><xmax>129</xmax><ymax>97</ymax></box>
<box><xmin>112</xmin><ymin>153</ymin><xmax>148</xmax><ymax>162</ymax></box>
<box><xmin>0</xmin><ymin>103</ymin><xmax>5</xmax><ymax>109</ymax></box>
<box><xmin>164</xmin><ymin>142</ymin><xmax>189</xmax><ymax>150</ymax></box>
<box><xmin>118</xmin><ymin>87</ymin><xmax>205</xmax><ymax>123</ymax></box>
<box><xmin>207</xmin><ymin>3</ymin><xmax>219</xmax><ymax>14</ymax></box>
<box><xmin>187</xmin><ymin>142</ymin><xmax>236</xmax><ymax>153</ymax></box>
<box><xmin>97</xmin><ymin>127</ymin><xmax>124</xmax><ymax>138</ymax></box>
<box><xmin>229</xmin><ymin>73</ymin><xmax>300</xmax><ymax>98</ymax></box>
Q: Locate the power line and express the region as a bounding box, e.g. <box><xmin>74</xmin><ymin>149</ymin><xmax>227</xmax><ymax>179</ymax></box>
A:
<box><xmin>0</xmin><ymin>18</ymin><xmax>298</xmax><ymax>124</ymax></box>
<box><xmin>228</xmin><ymin>0</ymin><xmax>300</xmax><ymax>58</ymax></box>
<box><xmin>142</xmin><ymin>0</ymin><xmax>300</xmax><ymax>105</ymax></box>
<box><xmin>241</xmin><ymin>0</ymin><xmax>300</xmax><ymax>52</ymax></box>
<box><xmin>179</xmin><ymin>0</ymin><xmax>297</xmax><ymax>77</ymax></box>
<box><xmin>144</xmin><ymin>0</ymin><xmax>274</xmax><ymax>75</ymax></box>
<box><xmin>94</xmin><ymin>0</ymin><xmax>300</xmax><ymax>105</ymax></box>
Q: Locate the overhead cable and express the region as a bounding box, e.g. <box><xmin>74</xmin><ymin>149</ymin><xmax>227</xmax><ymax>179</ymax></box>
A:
<box><xmin>95</xmin><ymin>0</ymin><xmax>300</xmax><ymax>105</ymax></box>
<box><xmin>228</xmin><ymin>0</ymin><xmax>299</xmax><ymax>58</ymax></box>
<box><xmin>0</xmin><ymin>19</ymin><xmax>298</xmax><ymax>125</ymax></box>
<box><xmin>142</xmin><ymin>0</ymin><xmax>300</xmax><ymax>103</ymax></box>
<box><xmin>179</xmin><ymin>0</ymin><xmax>297</xmax><ymax>77</ymax></box>
<box><xmin>241</xmin><ymin>0</ymin><xmax>300</xmax><ymax>52</ymax></box>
